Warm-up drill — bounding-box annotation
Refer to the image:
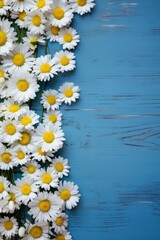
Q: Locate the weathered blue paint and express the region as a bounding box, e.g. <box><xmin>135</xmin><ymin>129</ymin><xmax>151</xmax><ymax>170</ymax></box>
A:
<box><xmin>34</xmin><ymin>0</ymin><xmax>160</xmax><ymax>239</ymax></box>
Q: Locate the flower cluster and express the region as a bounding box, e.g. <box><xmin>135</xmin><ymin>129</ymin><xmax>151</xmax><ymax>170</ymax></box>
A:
<box><xmin>0</xmin><ymin>0</ymin><xmax>95</xmax><ymax>239</ymax></box>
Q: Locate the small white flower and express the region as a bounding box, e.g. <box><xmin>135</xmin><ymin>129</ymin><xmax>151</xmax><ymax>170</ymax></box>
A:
<box><xmin>69</xmin><ymin>0</ymin><xmax>95</xmax><ymax>15</ymax></box>
<box><xmin>21</xmin><ymin>161</ymin><xmax>41</xmax><ymax>179</ymax></box>
<box><xmin>54</xmin><ymin>50</ymin><xmax>76</xmax><ymax>73</ymax></box>
<box><xmin>58</xmin><ymin>27</ymin><xmax>80</xmax><ymax>50</ymax></box>
<box><xmin>30</xmin><ymin>144</ymin><xmax>54</xmax><ymax>163</ymax></box>
<box><xmin>41</xmin><ymin>89</ymin><xmax>62</xmax><ymax>111</ymax></box>
<box><xmin>23</xmin><ymin>222</ymin><xmax>49</xmax><ymax>240</ymax></box>
<box><xmin>26</xmin><ymin>11</ymin><xmax>46</xmax><ymax>35</ymax></box>
<box><xmin>0</xmin><ymin>176</ymin><xmax>10</xmax><ymax>199</ymax></box>
<box><xmin>59</xmin><ymin>82</ymin><xmax>80</xmax><ymax>105</ymax></box>
<box><xmin>19</xmin><ymin>109</ymin><xmax>39</xmax><ymax>130</ymax></box>
<box><xmin>53</xmin><ymin>231</ymin><xmax>72</xmax><ymax>240</ymax></box>
<box><xmin>11</xmin><ymin>0</ymin><xmax>33</xmax><ymax>12</ymax></box>
<box><xmin>30</xmin><ymin>0</ymin><xmax>53</xmax><ymax>13</ymax></box>
<box><xmin>23</xmin><ymin>32</ymin><xmax>45</xmax><ymax>50</ymax></box>
<box><xmin>36</xmin><ymin>167</ymin><xmax>59</xmax><ymax>190</ymax></box>
<box><xmin>0</xmin><ymin>145</ymin><xmax>14</xmax><ymax>170</ymax></box>
<box><xmin>45</xmin><ymin>25</ymin><xmax>60</xmax><ymax>42</ymax></box>
<box><xmin>13</xmin><ymin>130</ymin><xmax>34</xmax><ymax>152</ymax></box>
<box><xmin>12</xmin><ymin>145</ymin><xmax>30</xmax><ymax>166</ymax></box>
<box><xmin>43</xmin><ymin>110</ymin><xmax>62</xmax><ymax>127</ymax></box>
<box><xmin>52</xmin><ymin>212</ymin><xmax>69</xmax><ymax>234</ymax></box>
<box><xmin>0</xmin><ymin>0</ymin><xmax>11</xmax><ymax>16</ymax></box>
<box><xmin>0</xmin><ymin>217</ymin><xmax>18</xmax><ymax>238</ymax></box>
<box><xmin>52</xmin><ymin>156</ymin><xmax>70</xmax><ymax>178</ymax></box>
<box><xmin>11</xmin><ymin>10</ymin><xmax>27</xmax><ymax>29</ymax></box>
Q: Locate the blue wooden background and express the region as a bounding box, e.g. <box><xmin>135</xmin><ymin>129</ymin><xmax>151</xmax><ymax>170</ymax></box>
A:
<box><xmin>37</xmin><ymin>0</ymin><xmax>160</xmax><ymax>239</ymax></box>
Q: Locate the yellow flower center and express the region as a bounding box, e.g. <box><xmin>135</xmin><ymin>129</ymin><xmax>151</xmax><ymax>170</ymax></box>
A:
<box><xmin>27</xmin><ymin>165</ymin><xmax>36</xmax><ymax>174</ymax></box>
<box><xmin>0</xmin><ymin>31</ymin><xmax>7</xmax><ymax>46</ymax></box>
<box><xmin>4</xmin><ymin>221</ymin><xmax>13</xmax><ymax>231</ymax></box>
<box><xmin>9</xmin><ymin>104</ymin><xmax>20</xmax><ymax>113</ymax></box>
<box><xmin>1</xmin><ymin>153</ymin><xmax>11</xmax><ymax>163</ymax></box>
<box><xmin>43</xmin><ymin>132</ymin><xmax>55</xmax><ymax>143</ymax></box>
<box><xmin>0</xmin><ymin>69</ymin><xmax>4</xmax><ymax>78</ymax></box>
<box><xmin>55</xmin><ymin>217</ymin><xmax>64</xmax><ymax>226</ymax></box>
<box><xmin>9</xmin><ymin>192</ymin><xmax>16</xmax><ymax>203</ymax></box>
<box><xmin>64</xmin><ymin>33</ymin><xmax>73</xmax><ymax>42</ymax></box>
<box><xmin>17</xmin><ymin>151</ymin><xmax>25</xmax><ymax>160</ymax></box>
<box><xmin>18</xmin><ymin>11</ymin><xmax>26</xmax><ymax>21</ymax></box>
<box><xmin>0</xmin><ymin>183</ymin><xmax>4</xmax><ymax>193</ymax></box>
<box><xmin>5</xmin><ymin>124</ymin><xmax>16</xmax><ymax>135</ymax></box>
<box><xmin>55</xmin><ymin>163</ymin><xmax>64</xmax><ymax>172</ymax></box>
<box><xmin>77</xmin><ymin>0</ymin><xmax>87</xmax><ymax>6</ymax></box>
<box><xmin>48</xmin><ymin>114</ymin><xmax>57</xmax><ymax>123</ymax></box>
<box><xmin>60</xmin><ymin>56</ymin><xmax>69</xmax><ymax>66</ymax></box>
<box><xmin>32</xmin><ymin>15</ymin><xmax>41</xmax><ymax>26</ymax></box>
<box><xmin>21</xmin><ymin>184</ymin><xmax>31</xmax><ymax>195</ymax></box>
<box><xmin>0</xmin><ymin>0</ymin><xmax>4</xmax><ymax>8</ymax></box>
<box><xmin>38</xmin><ymin>200</ymin><xmax>51</xmax><ymax>212</ymax></box>
<box><xmin>64</xmin><ymin>88</ymin><xmax>73</xmax><ymax>98</ymax></box>
<box><xmin>17</xmin><ymin>80</ymin><xmax>29</xmax><ymax>91</ymax></box>
<box><xmin>13</xmin><ymin>53</ymin><xmax>25</xmax><ymax>66</ymax></box>
<box><xmin>60</xmin><ymin>189</ymin><xmax>71</xmax><ymax>201</ymax></box>
<box><xmin>36</xmin><ymin>0</ymin><xmax>46</xmax><ymax>8</ymax></box>
<box><xmin>56</xmin><ymin>235</ymin><xmax>65</xmax><ymax>240</ymax></box>
<box><xmin>42</xmin><ymin>173</ymin><xmax>52</xmax><ymax>184</ymax></box>
<box><xmin>38</xmin><ymin>147</ymin><xmax>46</xmax><ymax>156</ymax></box>
<box><xmin>47</xmin><ymin>95</ymin><xmax>56</xmax><ymax>105</ymax></box>
<box><xmin>40</xmin><ymin>63</ymin><xmax>51</xmax><ymax>73</ymax></box>
<box><xmin>21</xmin><ymin>116</ymin><xmax>32</xmax><ymax>126</ymax></box>
<box><xmin>30</xmin><ymin>226</ymin><xmax>42</xmax><ymax>238</ymax></box>
<box><xmin>51</xmin><ymin>26</ymin><xmax>60</xmax><ymax>35</ymax></box>
<box><xmin>30</xmin><ymin>38</ymin><xmax>38</xmax><ymax>44</ymax></box>
<box><xmin>19</xmin><ymin>132</ymin><xmax>31</xmax><ymax>145</ymax></box>
<box><xmin>53</xmin><ymin>8</ymin><xmax>64</xmax><ymax>20</ymax></box>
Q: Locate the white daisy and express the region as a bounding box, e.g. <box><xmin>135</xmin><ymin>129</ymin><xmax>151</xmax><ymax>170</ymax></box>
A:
<box><xmin>30</xmin><ymin>0</ymin><xmax>53</xmax><ymax>13</ymax></box>
<box><xmin>52</xmin><ymin>156</ymin><xmax>70</xmax><ymax>178</ymax></box>
<box><xmin>14</xmin><ymin>177</ymin><xmax>38</xmax><ymax>204</ymax></box>
<box><xmin>14</xmin><ymin>130</ymin><xmax>33</xmax><ymax>152</ymax></box>
<box><xmin>7</xmin><ymin>70</ymin><xmax>39</xmax><ymax>103</ymax></box>
<box><xmin>26</xmin><ymin>11</ymin><xmax>46</xmax><ymax>35</ymax></box>
<box><xmin>45</xmin><ymin>25</ymin><xmax>60</xmax><ymax>42</ymax></box>
<box><xmin>36</xmin><ymin>167</ymin><xmax>59</xmax><ymax>190</ymax></box>
<box><xmin>2</xmin><ymin>43</ymin><xmax>34</xmax><ymax>73</ymax></box>
<box><xmin>33</xmin><ymin>123</ymin><xmax>65</xmax><ymax>152</ymax></box>
<box><xmin>69</xmin><ymin>0</ymin><xmax>95</xmax><ymax>15</ymax></box>
<box><xmin>52</xmin><ymin>212</ymin><xmax>69</xmax><ymax>234</ymax></box>
<box><xmin>23</xmin><ymin>222</ymin><xmax>49</xmax><ymax>240</ymax></box>
<box><xmin>33</xmin><ymin>54</ymin><xmax>59</xmax><ymax>82</ymax></box>
<box><xmin>0</xmin><ymin>217</ymin><xmax>18</xmax><ymax>238</ymax></box>
<box><xmin>30</xmin><ymin>144</ymin><xmax>54</xmax><ymax>163</ymax></box>
<box><xmin>58</xmin><ymin>27</ymin><xmax>80</xmax><ymax>50</ymax></box>
<box><xmin>28</xmin><ymin>191</ymin><xmax>62</xmax><ymax>222</ymax></box>
<box><xmin>0</xmin><ymin>189</ymin><xmax>20</xmax><ymax>213</ymax></box>
<box><xmin>0</xmin><ymin>145</ymin><xmax>14</xmax><ymax>170</ymax></box>
<box><xmin>19</xmin><ymin>109</ymin><xmax>39</xmax><ymax>130</ymax></box>
<box><xmin>21</xmin><ymin>161</ymin><xmax>41</xmax><ymax>179</ymax></box>
<box><xmin>11</xmin><ymin>0</ymin><xmax>33</xmax><ymax>12</ymax></box>
<box><xmin>41</xmin><ymin>89</ymin><xmax>62</xmax><ymax>111</ymax></box>
<box><xmin>11</xmin><ymin>10</ymin><xmax>27</xmax><ymax>29</ymax></box>
<box><xmin>43</xmin><ymin>110</ymin><xmax>62</xmax><ymax>127</ymax></box>
<box><xmin>55</xmin><ymin>181</ymin><xmax>80</xmax><ymax>210</ymax></box>
<box><xmin>23</xmin><ymin>32</ymin><xmax>45</xmax><ymax>50</ymax></box>
<box><xmin>53</xmin><ymin>231</ymin><xmax>72</xmax><ymax>240</ymax></box>
<box><xmin>0</xmin><ymin>0</ymin><xmax>10</xmax><ymax>16</ymax></box>
<box><xmin>54</xmin><ymin>50</ymin><xmax>76</xmax><ymax>73</ymax></box>
<box><xmin>0</xmin><ymin>176</ymin><xmax>10</xmax><ymax>199</ymax></box>
<box><xmin>59</xmin><ymin>82</ymin><xmax>80</xmax><ymax>105</ymax></box>
<box><xmin>12</xmin><ymin>145</ymin><xmax>30</xmax><ymax>166</ymax></box>
<box><xmin>0</xmin><ymin>66</ymin><xmax>8</xmax><ymax>86</ymax></box>
<box><xmin>0</xmin><ymin>19</ymin><xmax>16</xmax><ymax>56</ymax></box>
<box><xmin>48</xmin><ymin>0</ymin><xmax>73</xmax><ymax>28</ymax></box>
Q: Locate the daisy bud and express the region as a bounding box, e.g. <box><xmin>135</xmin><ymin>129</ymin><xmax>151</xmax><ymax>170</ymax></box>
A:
<box><xmin>18</xmin><ymin>227</ymin><xmax>26</xmax><ymax>237</ymax></box>
<box><xmin>8</xmin><ymin>200</ymin><xmax>15</xmax><ymax>211</ymax></box>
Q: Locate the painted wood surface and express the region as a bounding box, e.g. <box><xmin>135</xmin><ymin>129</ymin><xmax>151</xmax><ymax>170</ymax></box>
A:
<box><xmin>35</xmin><ymin>0</ymin><xmax>160</xmax><ymax>239</ymax></box>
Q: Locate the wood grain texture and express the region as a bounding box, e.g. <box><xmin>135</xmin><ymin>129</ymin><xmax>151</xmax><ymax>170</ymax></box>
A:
<box><xmin>32</xmin><ymin>0</ymin><xmax>160</xmax><ymax>239</ymax></box>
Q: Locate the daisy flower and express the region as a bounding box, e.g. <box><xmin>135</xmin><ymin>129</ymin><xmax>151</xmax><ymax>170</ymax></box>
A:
<box><xmin>43</xmin><ymin>110</ymin><xmax>62</xmax><ymax>127</ymax></box>
<box><xmin>33</xmin><ymin>54</ymin><xmax>59</xmax><ymax>82</ymax></box>
<box><xmin>0</xmin><ymin>119</ymin><xmax>22</xmax><ymax>144</ymax></box>
<box><xmin>12</xmin><ymin>145</ymin><xmax>30</xmax><ymax>166</ymax></box>
<box><xmin>30</xmin><ymin>144</ymin><xmax>54</xmax><ymax>163</ymax></box>
<box><xmin>6</xmin><ymin>70</ymin><xmax>39</xmax><ymax>103</ymax></box>
<box><xmin>30</xmin><ymin>0</ymin><xmax>53</xmax><ymax>13</ymax></box>
<box><xmin>11</xmin><ymin>0</ymin><xmax>33</xmax><ymax>12</ymax></box>
<box><xmin>0</xmin><ymin>145</ymin><xmax>14</xmax><ymax>170</ymax></box>
<box><xmin>21</xmin><ymin>161</ymin><xmax>41</xmax><ymax>179</ymax></box>
<box><xmin>45</xmin><ymin>25</ymin><xmax>60</xmax><ymax>42</ymax></box>
<box><xmin>14</xmin><ymin>177</ymin><xmax>38</xmax><ymax>204</ymax></box>
<box><xmin>23</xmin><ymin>222</ymin><xmax>49</xmax><ymax>240</ymax></box>
<box><xmin>14</xmin><ymin>130</ymin><xmax>33</xmax><ymax>152</ymax></box>
<box><xmin>0</xmin><ymin>190</ymin><xmax>20</xmax><ymax>213</ymax></box>
<box><xmin>11</xmin><ymin>10</ymin><xmax>27</xmax><ymax>29</ymax></box>
<box><xmin>0</xmin><ymin>66</ymin><xmax>8</xmax><ymax>86</ymax></box>
<box><xmin>53</xmin><ymin>231</ymin><xmax>72</xmax><ymax>240</ymax></box>
<box><xmin>58</xmin><ymin>27</ymin><xmax>80</xmax><ymax>50</ymax></box>
<box><xmin>54</xmin><ymin>50</ymin><xmax>76</xmax><ymax>73</ymax></box>
<box><xmin>19</xmin><ymin>109</ymin><xmax>39</xmax><ymax>130</ymax></box>
<box><xmin>52</xmin><ymin>156</ymin><xmax>70</xmax><ymax>178</ymax></box>
<box><xmin>2</xmin><ymin>43</ymin><xmax>34</xmax><ymax>73</ymax></box>
<box><xmin>33</xmin><ymin>123</ymin><xmax>65</xmax><ymax>152</ymax></box>
<box><xmin>0</xmin><ymin>19</ymin><xmax>16</xmax><ymax>56</ymax></box>
<box><xmin>26</xmin><ymin>11</ymin><xmax>46</xmax><ymax>35</ymax></box>
<box><xmin>52</xmin><ymin>212</ymin><xmax>69</xmax><ymax>234</ymax></box>
<box><xmin>69</xmin><ymin>0</ymin><xmax>95</xmax><ymax>15</ymax></box>
<box><xmin>41</xmin><ymin>90</ymin><xmax>62</xmax><ymax>111</ymax></box>
<box><xmin>0</xmin><ymin>0</ymin><xmax>10</xmax><ymax>16</ymax></box>
<box><xmin>0</xmin><ymin>217</ymin><xmax>18</xmax><ymax>238</ymax></box>
<box><xmin>23</xmin><ymin>32</ymin><xmax>45</xmax><ymax>50</ymax></box>
<box><xmin>28</xmin><ymin>191</ymin><xmax>62</xmax><ymax>223</ymax></box>
<box><xmin>0</xmin><ymin>176</ymin><xmax>10</xmax><ymax>199</ymax></box>
<box><xmin>59</xmin><ymin>82</ymin><xmax>80</xmax><ymax>105</ymax></box>
<box><xmin>36</xmin><ymin>167</ymin><xmax>59</xmax><ymax>190</ymax></box>
<box><xmin>55</xmin><ymin>181</ymin><xmax>80</xmax><ymax>210</ymax></box>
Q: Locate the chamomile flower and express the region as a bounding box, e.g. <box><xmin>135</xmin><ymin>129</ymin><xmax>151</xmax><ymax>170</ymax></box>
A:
<box><xmin>0</xmin><ymin>217</ymin><xmax>18</xmax><ymax>238</ymax></box>
<box><xmin>0</xmin><ymin>66</ymin><xmax>8</xmax><ymax>86</ymax></box>
<box><xmin>30</xmin><ymin>144</ymin><xmax>54</xmax><ymax>163</ymax></box>
<box><xmin>2</xmin><ymin>43</ymin><xmax>34</xmax><ymax>73</ymax></box>
<box><xmin>54</xmin><ymin>50</ymin><xmax>76</xmax><ymax>73</ymax></box>
<box><xmin>52</xmin><ymin>156</ymin><xmax>70</xmax><ymax>178</ymax></box>
<box><xmin>0</xmin><ymin>176</ymin><xmax>10</xmax><ymax>199</ymax></box>
<box><xmin>19</xmin><ymin>109</ymin><xmax>39</xmax><ymax>130</ymax></box>
<box><xmin>23</xmin><ymin>32</ymin><xmax>45</xmax><ymax>50</ymax></box>
<box><xmin>7</xmin><ymin>70</ymin><xmax>39</xmax><ymax>103</ymax></box>
<box><xmin>59</xmin><ymin>82</ymin><xmax>80</xmax><ymax>105</ymax></box>
<box><xmin>36</xmin><ymin>167</ymin><xmax>59</xmax><ymax>190</ymax></box>
<box><xmin>33</xmin><ymin>55</ymin><xmax>59</xmax><ymax>82</ymax></box>
<box><xmin>53</xmin><ymin>231</ymin><xmax>72</xmax><ymax>240</ymax></box>
<box><xmin>23</xmin><ymin>222</ymin><xmax>49</xmax><ymax>240</ymax></box>
<box><xmin>30</xmin><ymin>0</ymin><xmax>53</xmax><ymax>13</ymax></box>
<box><xmin>0</xmin><ymin>19</ymin><xmax>16</xmax><ymax>56</ymax></box>
<box><xmin>11</xmin><ymin>10</ymin><xmax>27</xmax><ymax>29</ymax></box>
<box><xmin>52</xmin><ymin>212</ymin><xmax>69</xmax><ymax>234</ymax></box>
<box><xmin>12</xmin><ymin>146</ymin><xmax>30</xmax><ymax>166</ymax></box>
<box><xmin>0</xmin><ymin>119</ymin><xmax>22</xmax><ymax>144</ymax></box>
<box><xmin>41</xmin><ymin>90</ymin><xmax>62</xmax><ymax>111</ymax></box>
<box><xmin>26</xmin><ymin>11</ymin><xmax>46</xmax><ymax>35</ymax></box>
<box><xmin>14</xmin><ymin>177</ymin><xmax>38</xmax><ymax>204</ymax></box>
<box><xmin>11</xmin><ymin>0</ymin><xmax>33</xmax><ymax>12</ymax></box>
<box><xmin>59</xmin><ymin>27</ymin><xmax>80</xmax><ymax>50</ymax></box>
<box><xmin>69</xmin><ymin>0</ymin><xmax>95</xmax><ymax>15</ymax></box>
<box><xmin>55</xmin><ymin>181</ymin><xmax>80</xmax><ymax>210</ymax></box>
<box><xmin>0</xmin><ymin>145</ymin><xmax>14</xmax><ymax>170</ymax></box>
<box><xmin>0</xmin><ymin>190</ymin><xmax>20</xmax><ymax>213</ymax></box>
<box><xmin>48</xmin><ymin>0</ymin><xmax>73</xmax><ymax>28</ymax></box>
<box><xmin>28</xmin><ymin>191</ymin><xmax>62</xmax><ymax>222</ymax></box>
<box><xmin>45</xmin><ymin>25</ymin><xmax>60</xmax><ymax>42</ymax></box>
<box><xmin>0</xmin><ymin>0</ymin><xmax>10</xmax><ymax>16</ymax></box>
<box><xmin>21</xmin><ymin>161</ymin><xmax>41</xmax><ymax>179</ymax></box>
<box><xmin>33</xmin><ymin>123</ymin><xmax>65</xmax><ymax>152</ymax></box>
<box><xmin>43</xmin><ymin>110</ymin><xmax>62</xmax><ymax>127</ymax></box>
<box><xmin>14</xmin><ymin>130</ymin><xmax>33</xmax><ymax>152</ymax></box>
